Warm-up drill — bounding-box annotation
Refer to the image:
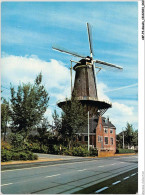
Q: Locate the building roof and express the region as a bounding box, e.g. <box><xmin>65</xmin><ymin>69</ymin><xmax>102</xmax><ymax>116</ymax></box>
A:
<box><xmin>77</xmin><ymin>118</ymin><xmax>98</xmax><ymax>134</ymax></box>
<box><xmin>76</xmin><ymin>116</ymin><xmax>116</xmax><ymax>134</ymax></box>
<box><xmin>102</xmin><ymin>117</ymin><xmax>116</xmax><ymax>129</ymax></box>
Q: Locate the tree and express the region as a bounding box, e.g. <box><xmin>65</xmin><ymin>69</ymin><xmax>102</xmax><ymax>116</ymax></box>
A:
<box><xmin>37</xmin><ymin>117</ymin><xmax>50</xmax><ymax>147</ymax></box>
<box><xmin>124</xmin><ymin>122</ymin><xmax>134</xmax><ymax>147</ymax></box>
<box><xmin>117</xmin><ymin>122</ymin><xmax>138</xmax><ymax>149</ymax></box>
<box><xmin>10</xmin><ymin>73</ymin><xmax>49</xmax><ymax>140</ymax></box>
<box><xmin>1</xmin><ymin>98</ymin><xmax>10</xmax><ymax>141</ymax></box>
<box><xmin>58</xmin><ymin>95</ymin><xmax>87</xmax><ymax>148</ymax></box>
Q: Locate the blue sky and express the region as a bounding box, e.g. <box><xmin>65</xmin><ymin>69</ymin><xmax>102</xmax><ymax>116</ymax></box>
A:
<box><xmin>1</xmin><ymin>1</ymin><xmax>138</xmax><ymax>133</ymax></box>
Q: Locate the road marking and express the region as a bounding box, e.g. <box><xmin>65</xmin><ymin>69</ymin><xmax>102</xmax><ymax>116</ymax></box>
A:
<box><xmin>98</xmin><ymin>165</ymin><xmax>104</xmax><ymax>167</ymax></box>
<box><xmin>95</xmin><ymin>186</ymin><xmax>109</xmax><ymax>193</ymax></box>
<box><xmin>1</xmin><ymin>159</ymin><xmax>99</xmax><ymax>173</ymax></box>
<box><xmin>112</xmin><ymin>180</ymin><xmax>121</xmax><ymax>185</ymax></box>
<box><xmin>123</xmin><ymin>176</ymin><xmax>130</xmax><ymax>180</ymax></box>
<box><xmin>77</xmin><ymin>169</ymin><xmax>87</xmax><ymax>172</ymax></box>
<box><xmin>120</xmin><ymin>162</ymin><xmax>125</xmax><ymax>163</ymax></box>
<box><xmin>111</xmin><ymin>163</ymin><xmax>116</xmax><ymax>165</ymax></box>
<box><xmin>131</xmin><ymin>173</ymin><xmax>136</xmax><ymax>176</ymax></box>
<box><xmin>45</xmin><ymin>174</ymin><xmax>61</xmax><ymax>178</ymax></box>
<box><xmin>1</xmin><ymin>183</ymin><xmax>13</xmax><ymax>187</ymax></box>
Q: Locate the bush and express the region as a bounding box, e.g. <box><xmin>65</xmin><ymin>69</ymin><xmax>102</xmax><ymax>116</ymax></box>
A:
<box><xmin>116</xmin><ymin>148</ymin><xmax>135</xmax><ymax>154</ymax></box>
<box><xmin>72</xmin><ymin>146</ymin><xmax>89</xmax><ymax>157</ymax></box>
<box><xmin>9</xmin><ymin>133</ymin><xmax>24</xmax><ymax>149</ymax></box>
<box><xmin>1</xmin><ymin>149</ymin><xmax>38</xmax><ymax>162</ymax></box>
<box><xmin>89</xmin><ymin>148</ymin><xmax>98</xmax><ymax>156</ymax></box>
<box><xmin>1</xmin><ymin>141</ymin><xmax>12</xmax><ymax>150</ymax></box>
<box><xmin>1</xmin><ymin>150</ymin><xmax>12</xmax><ymax>162</ymax></box>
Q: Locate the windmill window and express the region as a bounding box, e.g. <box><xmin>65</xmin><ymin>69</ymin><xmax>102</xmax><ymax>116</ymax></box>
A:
<box><xmin>104</xmin><ymin>137</ymin><xmax>108</xmax><ymax>145</ymax></box>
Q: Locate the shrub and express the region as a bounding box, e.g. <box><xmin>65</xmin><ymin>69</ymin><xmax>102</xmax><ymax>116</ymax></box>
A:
<box><xmin>1</xmin><ymin>150</ymin><xmax>12</xmax><ymax>162</ymax></box>
<box><xmin>11</xmin><ymin>152</ymin><xmax>20</xmax><ymax>160</ymax></box>
<box><xmin>1</xmin><ymin>149</ymin><xmax>38</xmax><ymax>162</ymax></box>
<box><xmin>89</xmin><ymin>148</ymin><xmax>98</xmax><ymax>156</ymax></box>
<box><xmin>116</xmin><ymin>148</ymin><xmax>135</xmax><ymax>154</ymax></box>
<box><xmin>9</xmin><ymin>133</ymin><xmax>24</xmax><ymax>149</ymax></box>
<box><xmin>1</xmin><ymin>141</ymin><xmax>12</xmax><ymax>150</ymax></box>
<box><xmin>72</xmin><ymin>146</ymin><xmax>89</xmax><ymax>157</ymax></box>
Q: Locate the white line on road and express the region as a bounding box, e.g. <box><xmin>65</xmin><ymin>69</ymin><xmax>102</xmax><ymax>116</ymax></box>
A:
<box><xmin>98</xmin><ymin>165</ymin><xmax>104</xmax><ymax>167</ymax></box>
<box><xmin>123</xmin><ymin>176</ymin><xmax>130</xmax><ymax>180</ymax></box>
<box><xmin>111</xmin><ymin>163</ymin><xmax>116</xmax><ymax>165</ymax></box>
<box><xmin>1</xmin><ymin>183</ymin><xmax>13</xmax><ymax>187</ymax></box>
<box><xmin>112</xmin><ymin>180</ymin><xmax>121</xmax><ymax>185</ymax></box>
<box><xmin>77</xmin><ymin>169</ymin><xmax>87</xmax><ymax>172</ymax></box>
<box><xmin>131</xmin><ymin>173</ymin><xmax>136</xmax><ymax>176</ymax></box>
<box><xmin>45</xmin><ymin>174</ymin><xmax>61</xmax><ymax>178</ymax></box>
<box><xmin>95</xmin><ymin>186</ymin><xmax>109</xmax><ymax>193</ymax></box>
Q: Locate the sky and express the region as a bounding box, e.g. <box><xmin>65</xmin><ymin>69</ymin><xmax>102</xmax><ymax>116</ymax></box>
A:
<box><xmin>1</xmin><ymin>1</ymin><xmax>138</xmax><ymax>134</ymax></box>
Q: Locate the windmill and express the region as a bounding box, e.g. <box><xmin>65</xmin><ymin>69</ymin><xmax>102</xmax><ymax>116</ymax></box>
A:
<box><xmin>52</xmin><ymin>22</ymin><xmax>123</xmax><ymax>117</ymax></box>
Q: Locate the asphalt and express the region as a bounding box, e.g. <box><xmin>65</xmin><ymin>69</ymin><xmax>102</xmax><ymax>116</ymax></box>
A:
<box><xmin>1</xmin><ymin>154</ymin><xmax>138</xmax><ymax>194</ymax></box>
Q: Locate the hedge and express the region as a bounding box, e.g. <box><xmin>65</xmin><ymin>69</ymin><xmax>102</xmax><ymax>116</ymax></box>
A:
<box><xmin>1</xmin><ymin>149</ymin><xmax>38</xmax><ymax>162</ymax></box>
<box><xmin>116</xmin><ymin>148</ymin><xmax>135</xmax><ymax>154</ymax></box>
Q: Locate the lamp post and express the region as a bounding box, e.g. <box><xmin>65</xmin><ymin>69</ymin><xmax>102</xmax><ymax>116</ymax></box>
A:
<box><xmin>88</xmin><ymin>111</ymin><xmax>90</xmax><ymax>151</ymax></box>
<box><xmin>122</xmin><ymin>128</ymin><xmax>124</xmax><ymax>149</ymax></box>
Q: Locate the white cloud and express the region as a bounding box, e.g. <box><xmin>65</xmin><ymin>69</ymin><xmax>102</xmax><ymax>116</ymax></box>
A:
<box><xmin>1</xmin><ymin>54</ymin><xmax>138</xmax><ymax>133</ymax></box>
<box><xmin>99</xmin><ymin>82</ymin><xmax>138</xmax><ymax>133</ymax></box>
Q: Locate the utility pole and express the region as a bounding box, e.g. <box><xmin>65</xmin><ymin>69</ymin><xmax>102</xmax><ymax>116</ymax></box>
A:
<box><xmin>70</xmin><ymin>60</ymin><xmax>73</xmax><ymax>98</ymax></box>
<box><xmin>88</xmin><ymin>111</ymin><xmax>90</xmax><ymax>151</ymax></box>
<box><xmin>123</xmin><ymin>130</ymin><xmax>124</xmax><ymax>149</ymax></box>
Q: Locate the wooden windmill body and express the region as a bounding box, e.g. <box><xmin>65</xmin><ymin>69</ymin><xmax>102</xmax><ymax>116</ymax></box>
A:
<box><xmin>53</xmin><ymin>23</ymin><xmax>123</xmax><ymax>117</ymax></box>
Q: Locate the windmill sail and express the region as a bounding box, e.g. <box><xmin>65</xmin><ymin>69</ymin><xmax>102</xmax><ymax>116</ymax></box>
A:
<box><xmin>86</xmin><ymin>22</ymin><xmax>93</xmax><ymax>57</ymax></box>
<box><xmin>52</xmin><ymin>46</ymin><xmax>85</xmax><ymax>59</ymax></box>
<box><xmin>94</xmin><ymin>59</ymin><xmax>123</xmax><ymax>70</ymax></box>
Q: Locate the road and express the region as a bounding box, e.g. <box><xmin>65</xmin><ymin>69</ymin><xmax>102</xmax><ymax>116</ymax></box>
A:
<box><xmin>1</xmin><ymin>155</ymin><xmax>138</xmax><ymax>194</ymax></box>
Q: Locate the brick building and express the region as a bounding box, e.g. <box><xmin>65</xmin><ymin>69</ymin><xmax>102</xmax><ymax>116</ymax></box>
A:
<box><xmin>76</xmin><ymin>116</ymin><xmax>116</xmax><ymax>153</ymax></box>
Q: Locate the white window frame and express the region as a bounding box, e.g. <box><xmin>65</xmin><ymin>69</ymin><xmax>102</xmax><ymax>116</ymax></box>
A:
<box><xmin>110</xmin><ymin>137</ymin><xmax>113</xmax><ymax>145</ymax></box>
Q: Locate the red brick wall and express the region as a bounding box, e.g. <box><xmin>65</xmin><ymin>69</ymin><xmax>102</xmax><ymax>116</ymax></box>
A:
<box><xmin>96</xmin><ymin>116</ymin><xmax>116</xmax><ymax>153</ymax></box>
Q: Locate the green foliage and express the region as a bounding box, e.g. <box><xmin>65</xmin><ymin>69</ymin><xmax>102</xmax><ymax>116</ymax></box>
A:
<box><xmin>10</xmin><ymin>73</ymin><xmax>49</xmax><ymax>139</ymax></box>
<box><xmin>1</xmin><ymin>98</ymin><xmax>10</xmax><ymax>141</ymax></box>
<box><xmin>116</xmin><ymin>148</ymin><xmax>135</xmax><ymax>154</ymax></box>
<box><xmin>71</xmin><ymin>146</ymin><xmax>89</xmax><ymax>157</ymax></box>
<box><xmin>9</xmin><ymin>133</ymin><xmax>24</xmax><ymax>149</ymax></box>
<box><xmin>58</xmin><ymin>94</ymin><xmax>87</xmax><ymax>148</ymax></box>
<box><xmin>1</xmin><ymin>149</ymin><xmax>38</xmax><ymax>162</ymax></box>
<box><xmin>1</xmin><ymin>150</ymin><xmax>12</xmax><ymax>162</ymax></box>
<box><xmin>117</xmin><ymin>123</ymin><xmax>138</xmax><ymax>148</ymax></box>
<box><xmin>30</xmin><ymin>142</ymin><xmax>49</xmax><ymax>153</ymax></box>
<box><xmin>1</xmin><ymin>141</ymin><xmax>12</xmax><ymax>150</ymax></box>
<box><xmin>89</xmin><ymin>148</ymin><xmax>98</xmax><ymax>156</ymax></box>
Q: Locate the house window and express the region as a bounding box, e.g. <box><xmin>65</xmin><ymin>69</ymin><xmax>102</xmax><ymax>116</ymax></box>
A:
<box><xmin>110</xmin><ymin>138</ymin><xmax>113</xmax><ymax>145</ymax></box>
<box><xmin>84</xmin><ymin>136</ymin><xmax>88</xmax><ymax>141</ymax></box>
<box><xmin>110</xmin><ymin>129</ymin><xmax>113</xmax><ymax>134</ymax></box>
<box><xmin>104</xmin><ymin>137</ymin><xmax>108</xmax><ymax>145</ymax></box>
<box><xmin>104</xmin><ymin>128</ymin><xmax>108</xmax><ymax>133</ymax></box>
<box><xmin>98</xmin><ymin>136</ymin><xmax>103</xmax><ymax>142</ymax></box>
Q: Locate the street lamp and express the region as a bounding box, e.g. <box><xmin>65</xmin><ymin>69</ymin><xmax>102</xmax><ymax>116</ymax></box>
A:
<box><xmin>88</xmin><ymin>111</ymin><xmax>90</xmax><ymax>151</ymax></box>
<box><xmin>122</xmin><ymin>128</ymin><xmax>124</xmax><ymax>149</ymax></box>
